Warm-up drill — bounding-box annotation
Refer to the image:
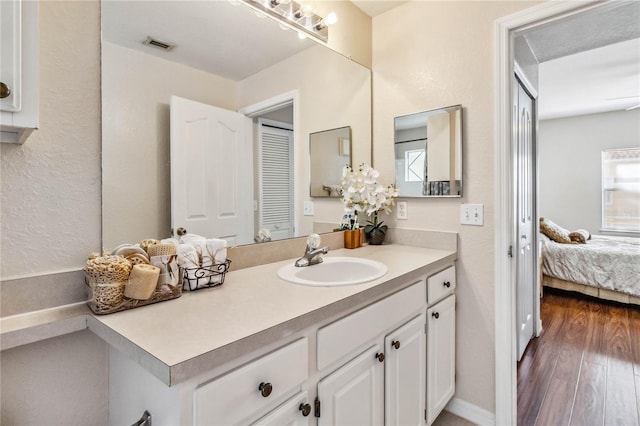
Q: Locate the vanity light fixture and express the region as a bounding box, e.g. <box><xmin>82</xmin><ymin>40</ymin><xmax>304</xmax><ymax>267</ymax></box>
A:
<box><xmin>240</xmin><ymin>0</ymin><xmax>335</xmax><ymax>43</ymax></box>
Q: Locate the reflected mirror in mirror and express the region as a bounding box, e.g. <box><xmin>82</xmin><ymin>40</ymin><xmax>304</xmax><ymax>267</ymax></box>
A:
<box><xmin>394</xmin><ymin>105</ymin><xmax>462</xmax><ymax>197</ymax></box>
<box><xmin>101</xmin><ymin>1</ymin><xmax>372</xmax><ymax>249</ymax></box>
<box><xmin>310</xmin><ymin>126</ymin><xmax>351</xmax><ymax>197</ymax></box>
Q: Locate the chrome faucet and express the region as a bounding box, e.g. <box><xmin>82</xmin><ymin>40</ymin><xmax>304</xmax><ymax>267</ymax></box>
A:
<box><xmin>295</xmin><ymin>234</ymin><xmax>329</xmax><ymax>267</ymax></box>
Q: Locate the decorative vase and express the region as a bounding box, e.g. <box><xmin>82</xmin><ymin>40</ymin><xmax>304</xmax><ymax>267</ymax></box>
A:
<box><xmin>366</xmin><ymin>228</ymin><xmax>386</xmax><ymax>245</ymax></box>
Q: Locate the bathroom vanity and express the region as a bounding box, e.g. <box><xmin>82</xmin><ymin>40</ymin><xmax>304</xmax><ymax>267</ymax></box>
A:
<box><xmin>88</xmin><ymin>243</ymin><xmax>457</xmax><ymax>426</ymax></box>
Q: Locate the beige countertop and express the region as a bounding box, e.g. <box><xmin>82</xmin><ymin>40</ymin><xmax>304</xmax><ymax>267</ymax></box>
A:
<box><xmin>87</xmin><ymin>244</ymin><xmax>456</xmax><ymax>386</ymax></box>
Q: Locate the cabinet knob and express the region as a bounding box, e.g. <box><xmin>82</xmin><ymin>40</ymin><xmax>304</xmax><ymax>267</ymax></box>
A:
<box><xmin>176</xmin><ymin>227</ymin><xmax>188</xmax><ymax>236</ymax></box>
<box><xmin>0</xmin><ymin>82</ymin><xmax>10</xmax><ymax>99</ymax></box>
<box><xmin>375</xmin><ymin>352</ymin><xmax>385</xmax><ymax>362</ymax></box>
<box><xmin>443</xmin><ymin>281</ymin><xmax>451</xmax><ymax>288</ymax></box>
<box><xmin>299</xmin><ymin>403</ymin><xmax>312</xmax><ymax>417</ymax></box>
<box><xmin>258</xmin><ymin>382</ymin><xmax>273</xmax><ymax>398</ymax></box>
<box><xmin>432</xmin><ymin>312</ymin><xmax>440</xmax><ymax>319</ymax></box>
<box><xmin>391</xmin><ymin>340</ymin><xmax>401</xmax><ymax>350</ymax></box>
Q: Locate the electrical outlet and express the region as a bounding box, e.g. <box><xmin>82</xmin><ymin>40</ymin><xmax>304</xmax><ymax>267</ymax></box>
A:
<box><xmin>397</xmin><ymin>201</ymin><xmax>408</xmax><ymax>220</ymax></box>
<box><xmin>460</xmin><ymin>203</ymin><xmax>484</xmax><ymax>226</ymax></box>
<box><xmin>303</xmin><ymin>200</ymin><xmax>314</xmax><ymax>216</ymax></box>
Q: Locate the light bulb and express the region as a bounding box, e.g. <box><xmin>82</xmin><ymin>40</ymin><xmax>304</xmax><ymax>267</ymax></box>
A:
<box><xmin>298</xmin><ymin>32</ymin><xmax>307</xmax><ymax>40</ymax></box>
<box><xmin>324</xmin><ymin>12</ymin><xmax>337</xmax><ymax>25</ymax></box>
<box><xmin>294</xmin><ymin>4</ymin><xmax>315</xmax><ymax>19</ymax></box>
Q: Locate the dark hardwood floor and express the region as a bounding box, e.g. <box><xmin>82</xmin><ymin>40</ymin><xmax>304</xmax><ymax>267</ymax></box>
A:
<box><xmin>518</xmin><ymin>288</ymin><xmax>640</xmax><ymax>426</ymax></box>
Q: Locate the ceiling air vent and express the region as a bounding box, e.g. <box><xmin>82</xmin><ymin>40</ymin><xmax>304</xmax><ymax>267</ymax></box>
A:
<box><xmin>142</xmin><ymin>36</ymin><xmax>176</xmax><ymax>52</ymax></box>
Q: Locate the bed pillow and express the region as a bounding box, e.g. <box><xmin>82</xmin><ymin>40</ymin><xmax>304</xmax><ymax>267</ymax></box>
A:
<box><xmin>539</xmin><ymin>217</ymin><xmax>572</xmax><ymax>244</ymax></box>
<box><xmin>569</xmin><ymin>229</ymin><xmax>591</xmax><ymax>244</ymax></box>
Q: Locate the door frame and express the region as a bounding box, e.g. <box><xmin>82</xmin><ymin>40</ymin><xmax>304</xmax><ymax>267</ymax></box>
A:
<box><xmin>239</xmin><ymin>90</ymin><xmax>300</xmax><ymax>238</ymax></box>
<box><xmin>494</xmin><ymin>1</ymin><xmax>601</xmax><ymax>424</ymax></box>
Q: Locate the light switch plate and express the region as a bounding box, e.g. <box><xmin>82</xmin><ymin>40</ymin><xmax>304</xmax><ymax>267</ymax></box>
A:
<box><xmin>303</xmin><ymin>200</ymin><xmax>314</xmax><ymax>216</ymax></box>
<box><xmin>460</xmin><ymin>203</ymin><xmax>484</xmax><ymax>226</ymax></box>
<box><xmin>397</xmin><ymin>201</ymin><xmax>408</xmax><ymax>220</ymax></box>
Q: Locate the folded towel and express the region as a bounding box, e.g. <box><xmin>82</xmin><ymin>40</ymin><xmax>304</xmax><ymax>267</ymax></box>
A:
<box><xmin>180</xmin><ymin>234</ymin><xmax>206</xmax><ymax>261</ymax></box>
<box><xmin>176</xmin><ymin>244</ymin><xmax>199</xmax><ymax>269</ymax></box>
<box><xmin>206</xmin><ymin>239</ymin><xmax>228</xmax><ymax>264</ymax></box>
<box><xmin>160</xmin><ymin>238</ymin><xmax>180</xmax><ymax>246</ymax></box>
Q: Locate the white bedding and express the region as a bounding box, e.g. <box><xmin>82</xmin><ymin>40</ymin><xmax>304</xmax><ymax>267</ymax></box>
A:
<box><xmin>541</xmin><ymin>235</ymin><xmax>640</xmax><ymax>297</ymax></box>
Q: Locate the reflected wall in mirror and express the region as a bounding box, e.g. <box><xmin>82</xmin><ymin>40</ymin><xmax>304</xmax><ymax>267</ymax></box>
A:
<box><xmin>394</xmin><ymin>105</ymin><xmax>462</xmax><ymax>197</ymax></box>
<box><xmin>101</xmin><ymin>0</ymin><xmax>371</xmax><ymax>249</ymax></box>
<box><xmin>310</xmin><ymin>126</ymin><xmax>351</xmax><ymax>197</ymax></box>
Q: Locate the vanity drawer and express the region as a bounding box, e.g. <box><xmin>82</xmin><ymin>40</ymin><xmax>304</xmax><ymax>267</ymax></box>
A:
<box><xmin>427</xmin><ymin>265</ymin><xmax>456</xmax><ymax>305</ymax></box>
<box><xmin>194</xmin><ymin>338</ymin><xmax>308</xmax><ymax>425</ymax></box>
<box><xmin>317</xmin><ymin>281</ymin><xmax>425</xmax><ymax>370</ymax></box>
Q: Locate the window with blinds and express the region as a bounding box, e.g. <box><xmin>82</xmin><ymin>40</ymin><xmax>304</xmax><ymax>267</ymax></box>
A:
<box><xmin>602</xmin><ymin>148</ymin><xmax>640</xmax><ymax>232</ymax></box>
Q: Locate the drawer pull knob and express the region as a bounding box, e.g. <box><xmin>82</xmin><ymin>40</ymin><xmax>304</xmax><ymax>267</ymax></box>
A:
<box><xmin>258</xmin><ymin>382</ymin><xmax>273</xmax><ymax>397</ymax></box>
<box><xmin>432</xmin><ymin>312</ymin><xmax>440</xmax><ymax>319</ymax></box>
<box><xmin>0</xmin><ymin>82</ymin><xmax>10</xmax><ymax>99</ymax></box>
<box><xmin>391</xmin><ymin>340</ymin><xmax>401</xmax><ymax>350</ymax></box>
<box><xmin>443</xmin><ymin>281</ymin><xmax>451</xmax><ymax>288</ymax></box>
<box><xmin>176</xmin><ymin>227</ymin><xmax>188</xmax><ymax>236</ymax></box>
<box><xmin>299</xmin><ymin>403</ymin><xmax>312</xmax><ymax>417</ymax></box>
<box><xmin>375</xmin><ymin>352</ymin><xmax>385</xmax><ymax>362</ymax></box>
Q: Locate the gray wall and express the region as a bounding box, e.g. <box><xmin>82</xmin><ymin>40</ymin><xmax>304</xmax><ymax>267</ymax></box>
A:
<box><xmin>539</xmin><ymin>109</ymin><xmax>640</xmax><ymax>233</ymax></box>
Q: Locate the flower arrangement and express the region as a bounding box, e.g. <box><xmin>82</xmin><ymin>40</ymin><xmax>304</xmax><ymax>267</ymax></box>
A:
<box><xmin>341</xmin><ymin>163</ymin><xmax>399</xmax><ymax>243</ymax></box>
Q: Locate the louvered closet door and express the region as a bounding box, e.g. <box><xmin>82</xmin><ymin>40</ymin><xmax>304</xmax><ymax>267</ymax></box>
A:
<box><xmin>259</xmin><ymin>119</ymin><xmax>294</xmax><ymax>241</ymax></box>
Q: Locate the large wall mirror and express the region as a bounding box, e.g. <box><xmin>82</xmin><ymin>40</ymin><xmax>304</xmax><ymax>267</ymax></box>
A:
<box><xmin>101</xmin><ymin>1</ymin><xmax>371</xmax><ymax>249</ymax></box>
<box><xmin>394</xmin><ymin>105</ymin><xmax>462</xmax><ymax>197</ymax></box>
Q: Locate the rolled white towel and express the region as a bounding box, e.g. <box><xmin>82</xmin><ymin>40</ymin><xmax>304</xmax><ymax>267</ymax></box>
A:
<box><xmin>206</xmin><ymin>239</ymin><xmax>228</xmax><ymax>265</ymax></box>
<box><xmin>176</xmin><ymin>244</ymin><xmax>199</xmax><ymax>269</ymax></box>
<box><xmin>180</xmin><ymin>234</ymin><xmax>206</xmax><ymax>262</ymax></box>
<box><xmin>161</xmin><ymin>238</ymin><xmax>180</xmax><ymax>246</ymax></box>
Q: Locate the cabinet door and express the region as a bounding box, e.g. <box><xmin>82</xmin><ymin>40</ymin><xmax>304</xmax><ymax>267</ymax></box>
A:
<box><xmin>317</xmin><ymin>345</ymin><xmax>384</xmax><ymax>426</ymax></box>
<box><xmin>252</xmin><ymin>391</ymin><xmax>312</xmax><ymax>426</ymax></box>
<box><xmin>385</xmin><ymin>313</ymin><xmax>426</xmax><ymax>426</ymax></box>
<box><xmin>426</xmin><ymin>295</ymin><xmax>456</xmax><ymax>425</ymax></box>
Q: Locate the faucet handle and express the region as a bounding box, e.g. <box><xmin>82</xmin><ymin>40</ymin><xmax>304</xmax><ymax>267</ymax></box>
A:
<box><xmin>307</xmin><ymin>233</ymin><xmax>321</xmax><ymax>249</ymax></box>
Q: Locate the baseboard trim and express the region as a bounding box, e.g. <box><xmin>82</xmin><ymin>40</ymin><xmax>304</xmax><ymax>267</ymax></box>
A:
<box><xmin>446</xmin><ymin>397</ymin><xmax>496</xmax><ymax>426</ymax></box>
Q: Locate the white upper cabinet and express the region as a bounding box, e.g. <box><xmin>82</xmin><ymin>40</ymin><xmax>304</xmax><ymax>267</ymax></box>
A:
<box><xmin>0</xmin><ymin>0</ymin><xmax>38</xmax><ymax>144</ymax></box>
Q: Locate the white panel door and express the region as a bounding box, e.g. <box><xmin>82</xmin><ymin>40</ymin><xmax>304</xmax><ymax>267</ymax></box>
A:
<box><xmin>317</xmin><ymin>345</ymin><xmax>384</xmax><ymax>426</ymax></box>
<box><xmin>427</xmin><ymin>295</ymin><xmax>455</xmax><ymax>425</ymax></box>
<box><xmin>514</xmin><ymin>78</ymin><xmax>535</xmax><ymax>360</ymax></box>
<box><xmin>170</xmin><ymin>96</ymin><xmax>253</xmax><ymax>245</ymax></box>
<box><xmin>385</xmin><ymin>313</ymin><xmax>426</xmax><ymax>426</ymax></box>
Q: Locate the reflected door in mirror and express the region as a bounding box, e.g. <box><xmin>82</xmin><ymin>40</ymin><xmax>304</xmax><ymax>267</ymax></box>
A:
<box><xmin>170</xmin><ymin>96</ymin><xmax>253</xmax><ymax>246</ymax></box>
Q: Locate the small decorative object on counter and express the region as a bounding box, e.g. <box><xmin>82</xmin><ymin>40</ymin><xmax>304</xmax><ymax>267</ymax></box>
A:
<box><xmin>182</xmin><ymin>259</ymin><xmax>231</xmax><ymax>291</ymax></box>
<box><xmin>344</xmin><ymin>229</ymin><xmax>364</xmax><ymax>249</ymax></box>
<box><xmin>175</xmin><ymin>234</ymin><xmax>231</xmax><ymax>291</ymax></box>
<box><xmin>84</xmin><ymin>247</ymin><xmax>182</xmax><ymax>315</ymax></box>
<box><xmin>341</xmin><ymin>163</ymin><xmax>398</xmax><ymax>246</ymax></box>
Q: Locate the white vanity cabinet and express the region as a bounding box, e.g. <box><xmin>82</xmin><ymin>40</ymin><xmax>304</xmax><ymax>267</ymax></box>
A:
<box><xmin>426</xmin><ymin>266</ymin><xmax>457</xmax><ymax>424</ymax></box>
<box><xmin>315</xmin><ymin>282</ymin><xmax>427</xmax><ymax>425</ymax></box>
<box><xmin>0</xmin><ymin>0</ymin><xmax>38</xmax><ymax>144</ymax></box>
<box><xmin>107</xmin><ymin>260</ymin><xmax>457</xmax><ymax>426</ymax></box>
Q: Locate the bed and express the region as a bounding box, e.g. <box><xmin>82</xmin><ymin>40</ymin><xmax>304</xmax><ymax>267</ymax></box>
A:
<box><xmin>541</xmin><ymin>234</ymin><xmax>640</xmax><ymax>305</ymax></box>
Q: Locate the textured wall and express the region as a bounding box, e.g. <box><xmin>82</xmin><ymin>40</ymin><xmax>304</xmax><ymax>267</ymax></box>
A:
<box><xmin>0</xmin><ymin>2</ymin><xmax>109</xmax><ymax>425</ymax></box>
<box><xmin>0</xmin><ymin>1</ymin><xmax>101</xmax><ymax>280</ymax></box>
<box><xmin>372</xmin><ymin>0</ymin><xmax>539</xmax><ymax>414</ymax></box>
<box><xmin>539</xmin><ymin>109</ymin><xmax>640</xmax><ymax>233</ymax></box>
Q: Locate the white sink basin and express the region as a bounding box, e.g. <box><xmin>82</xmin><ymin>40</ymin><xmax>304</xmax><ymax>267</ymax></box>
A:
<box><xmin>278</xmin><ymin>257</ymin><xmax>388</xmax><ymax>287</ymax></box>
